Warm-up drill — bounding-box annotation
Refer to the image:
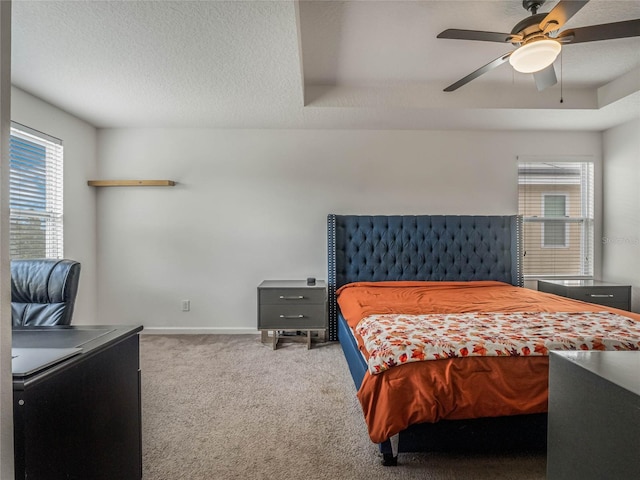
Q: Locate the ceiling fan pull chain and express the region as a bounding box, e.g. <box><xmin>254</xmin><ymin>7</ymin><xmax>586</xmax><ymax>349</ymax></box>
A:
<box><xmin>560</xmin><ymin>49</ymin><xmax>564</xmax><ymax>104</ymax></box>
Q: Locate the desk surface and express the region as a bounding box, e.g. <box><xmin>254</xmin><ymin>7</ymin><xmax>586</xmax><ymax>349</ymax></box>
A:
<box><xmin>12</xmin><ymin>347</ymin><xmax>82</xmax><ymax>376</ymax></box>
<box><xmin>12</xmin><ymin>325</ymin><xmax>143</xmax><ymax>382</ymax></box>
<box><xmin>550</xmin><ymin>350</ymin><xmax>640</xmax><ymax>397</ymax></box>
<box><xmin>13</xmin><ymin>327</ymin><xmax>115</xmax><ymax>348</ymax></box>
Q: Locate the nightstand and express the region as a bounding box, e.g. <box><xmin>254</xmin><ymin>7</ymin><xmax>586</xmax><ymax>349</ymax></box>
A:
<box><xmin>538</xmin><ymin>279</ymin><xmax>631</xmax><ymax>311</ymax></box>
<box><xmin>257</xmin><ymin>280</ymin><xmax>327</xmax><ymax>349</ymax></box>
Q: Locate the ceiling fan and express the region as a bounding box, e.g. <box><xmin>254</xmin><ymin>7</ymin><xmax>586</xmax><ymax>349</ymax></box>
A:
<box><xmin>438</xmin><ymin>0</ymin><xmax>640</xmax><ymax>92</ymax></box>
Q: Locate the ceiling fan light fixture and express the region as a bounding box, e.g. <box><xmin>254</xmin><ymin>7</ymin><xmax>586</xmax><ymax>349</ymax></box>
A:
<box><xmin>509</xmin><ymin>39</ymin><xmax>561</xmax><ymax>73</ymax></box>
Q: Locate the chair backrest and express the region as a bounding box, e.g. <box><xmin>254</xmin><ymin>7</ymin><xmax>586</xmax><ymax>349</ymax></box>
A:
<box><xmin>11</xmin><ymin>259</ymin><xmax>81</xmax><ymax>327</ymax></box>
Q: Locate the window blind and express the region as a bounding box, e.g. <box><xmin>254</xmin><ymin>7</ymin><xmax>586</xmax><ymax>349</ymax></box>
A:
<box><xmin>9</xmin><ymin>123</ymin><xmax>64</xmax><ymax>259</ymax></box>
<box><xmin>518</xmin><ymin>160</ymin><xmax>594</xmax><ymax>278</ymax></box>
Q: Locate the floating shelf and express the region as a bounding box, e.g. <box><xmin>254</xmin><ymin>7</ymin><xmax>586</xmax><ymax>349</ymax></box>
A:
<box><xmin>87</xmin><ymin>180</ymin><xmax>175</xmax><ymax>187</ymax></box>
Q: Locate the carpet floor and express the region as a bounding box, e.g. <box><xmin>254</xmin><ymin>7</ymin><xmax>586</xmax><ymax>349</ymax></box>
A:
<box><xmin>140</xmin><ymin>334</ymin><xmax>546</xmax><ymax>479</ymax></box>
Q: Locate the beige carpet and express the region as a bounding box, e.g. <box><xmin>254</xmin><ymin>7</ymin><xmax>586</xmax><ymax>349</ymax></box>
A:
<box><xmin>140</xmin><ymin>334</ymin><xmax>546</xmax><ymax>479</ymax></box>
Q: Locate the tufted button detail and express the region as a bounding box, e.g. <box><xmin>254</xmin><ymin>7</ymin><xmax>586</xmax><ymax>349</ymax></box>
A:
<box><xmin>334</xmin><ymin>215</ymin><xmax>516</xmax><ymax>287</ymax></box>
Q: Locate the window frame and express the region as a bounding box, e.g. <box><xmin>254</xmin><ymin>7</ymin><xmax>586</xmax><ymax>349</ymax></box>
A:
<box><xmin>517</xmin><ymin>158</ymin><xmax>594</xmax><ymax>279</ymax></box>
<box><xmin>541</xmin><ymin>192</ymin><xmax>569</xmax><ymax>249</ymax></box>
<box><xmin>9</xmin><ymin>122</ymin><xmax>64</xmax><ymax>259</ymax></box>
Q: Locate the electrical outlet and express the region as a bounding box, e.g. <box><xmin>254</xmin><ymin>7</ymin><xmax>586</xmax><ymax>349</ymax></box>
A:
<box><xmin>181</xmin><ymin>300</ymin><xmax>190</xmax><ymax>312</ymax></box>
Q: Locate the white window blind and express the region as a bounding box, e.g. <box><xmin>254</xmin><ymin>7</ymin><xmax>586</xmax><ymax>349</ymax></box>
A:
<box><xmin>518</xmin><ymin>160</ymin><xmax>594</xmax><ymax>278</ymax></box>
<box><xmin>9</xmin><ymin>123</ymin><xmax>64</xmax><ymax>259</ymax></box>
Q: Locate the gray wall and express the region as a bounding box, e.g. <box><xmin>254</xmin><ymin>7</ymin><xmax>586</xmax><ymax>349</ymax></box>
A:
<box><xmin>15</xmin><ymin>89</ymin><xmax>635</xmax><ymax>329</ymax></box>
<box><xmin>603</xmin><ymin>118</ymin><xmax>640</xmax><ymax>313</ymax></box>
<box><xmin>95</xmin><ymin>128</ymin><xmax>602</xmax><ymax>332</ymax></box>
<box><xmin>1</xmin><ymin>2</ymin><xmax>14</xmax><ymax>474</ymax></box>
<box><xmin>11</xmin><ymin>87</ymin><xmax>98</xmax><ymax>324</ymax></box>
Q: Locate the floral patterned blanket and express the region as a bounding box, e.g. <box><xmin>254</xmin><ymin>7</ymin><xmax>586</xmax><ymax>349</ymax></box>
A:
<box><xmin>356</xmin><ymin>311</ymin><xmax>640</xmax><ymax>374</ymax></box>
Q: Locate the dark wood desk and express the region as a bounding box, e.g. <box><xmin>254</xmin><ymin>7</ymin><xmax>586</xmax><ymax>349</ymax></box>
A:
<box><xmin>12</xmin><ymin>325</ymin><xmax>143</xmax><ymax>480</ymax></box>
<box><xmin>547</xmin><ymin>351</ymin><xmax>640</xmax><ymax>479</ymax></box>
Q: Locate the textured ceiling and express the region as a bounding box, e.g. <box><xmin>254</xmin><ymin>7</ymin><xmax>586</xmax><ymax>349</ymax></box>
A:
<box><xmin>10</xmin><ymin>0</ymin><xmax>640</xmax><ymax>130</ymax></box>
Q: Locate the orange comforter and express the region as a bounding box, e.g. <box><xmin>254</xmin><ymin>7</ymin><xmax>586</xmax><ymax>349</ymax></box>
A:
<box><xmin>337</xmin><ymin>281</ymin><xmax>640</xmax><ymax>443</ymax></box>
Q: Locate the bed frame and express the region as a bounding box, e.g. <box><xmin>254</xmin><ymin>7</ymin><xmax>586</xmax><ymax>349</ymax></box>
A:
<box><xmin>327</xmin><ymin>214</ymin><xmax>547</xmax><ymax>464</ymax></box>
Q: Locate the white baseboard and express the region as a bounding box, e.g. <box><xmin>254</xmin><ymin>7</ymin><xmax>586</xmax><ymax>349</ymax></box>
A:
<box><xmin>141</xmin><ymin>327</ymin><xmax>259</xmax><ymax>335</ymax></box>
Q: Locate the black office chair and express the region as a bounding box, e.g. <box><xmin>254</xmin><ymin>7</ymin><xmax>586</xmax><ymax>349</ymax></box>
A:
<box><xmin>11</xmin><ymin>259</ymin><xmax>81</xmax><ymax>327</ymax></box>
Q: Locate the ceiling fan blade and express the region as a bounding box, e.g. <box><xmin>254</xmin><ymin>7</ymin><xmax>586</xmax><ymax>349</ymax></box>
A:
<box><xmin>443</xmin><ymin>53</ymin><xmax>512</xmax><ymax>92</ymax></box>
<box><xmin>540</xmin><ymin>0</ymin><xmax>590</xmax><ymax>32</ymax></box>
<box><xmin>557</xmin><ymin>19</ymin><xmax>640</xmax><ymax>44</ymax></box>
<box><xmin>533</xmin><ymin>64</ymin><xmax>557</xmax><ymax>92</ymax></box>
<box><xmin>437</xmin><ymin>29</ymin><xmax>511</xmax><ymax>43</ymax></box>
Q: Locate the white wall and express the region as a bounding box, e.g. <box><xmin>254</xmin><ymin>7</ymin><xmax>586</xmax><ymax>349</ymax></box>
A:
<box><xmin>11</xmin><ymin>87</ymin><xmax>98</xmax><ymax>323</ymax></box>
<box><xmin>603</xmin><ymin>118</ymin><xmax>640</xmax><ymax>313</ymax></box>
<box><xmin>96</xmin><ymin>128</ymin><xmax>601</xmax><ymax>332</ymax></box>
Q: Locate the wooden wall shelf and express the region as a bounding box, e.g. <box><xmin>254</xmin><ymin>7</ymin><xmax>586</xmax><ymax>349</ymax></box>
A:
<box><xmin>87</xmin><ymin>180</ymin><xmax>175</xmax><ymax>187</ymax></box>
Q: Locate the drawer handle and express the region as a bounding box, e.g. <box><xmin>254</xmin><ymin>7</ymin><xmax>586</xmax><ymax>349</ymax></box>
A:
<box><xmin>587</xmin><ymin>294</ymin><xmax>614</xmax><ymax>298</ymax></box>
<box><xmin>279</xmin><ymin>314</ymin><xmax>304</xmax><ymax>319</ymax></box>
<box><xmin>279</xmin><ymin>295</ymin><xmax>304</xmax><ymax>300</ymax></box>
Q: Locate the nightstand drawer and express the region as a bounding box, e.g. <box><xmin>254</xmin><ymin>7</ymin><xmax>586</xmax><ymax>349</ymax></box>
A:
<box><xmin>568</xmin><ymin>288</ymin><xmax>629</xmax><ymax>308</ymax></box>
<box><xmin>259</xmin><ymin>288</ymin><xmax>325</xmax><ymax>306</ymax></box>
<box><xmin>538</xmin><ymin>280</ymin><xmax>631</xmax><ymax>311</ymax></box>
<box><xmin>259</xmin><ymin>305</ymin><xmax>326</xmax><ymax>329</ymax></box>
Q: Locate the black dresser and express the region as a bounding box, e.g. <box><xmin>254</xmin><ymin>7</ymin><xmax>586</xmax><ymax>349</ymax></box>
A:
<box><xmin>547</xmin><ymin>351</ymin><xmax>640</xmax><ymax>479</ymax></box>
<box><xmin>12</xmin><ymin>325</ymin><xmax>143</xmax><ymax>480</ymax></box>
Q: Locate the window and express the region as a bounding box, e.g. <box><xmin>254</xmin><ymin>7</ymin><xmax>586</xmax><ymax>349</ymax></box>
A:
<box><xmin>9</xmin><ymin>123</ymin><xmax>63</xmax><ymax>259</ymax></box>
<box><xmin>518</xmin><ymin>160</ymin><xmax>594</xmax><ymax>278</ymax></box>
<box><xmin>542</xmin><ymin>194</ymin><xmax>568</xmax><ymax>247</ymax></box>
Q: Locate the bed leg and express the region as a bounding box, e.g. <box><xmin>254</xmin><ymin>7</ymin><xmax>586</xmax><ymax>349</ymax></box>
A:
<box><xmin>382</xmin><ymin>453</ymin><xmax>398</xmax><ymax>466</ymax></box>
<box><xmin>381</xmin><ymin>434</ymin><xmax>399</xmax><ymax>466</ymax></box>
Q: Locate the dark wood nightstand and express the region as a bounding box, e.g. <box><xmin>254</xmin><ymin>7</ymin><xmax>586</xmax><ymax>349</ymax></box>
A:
<box><xmin>257</xmin><ymin>280</ymin><xmax>327</xmax><ymax>349</ymax></box>
<box><xmin>538</xmin><ymin>279</ymin><xmax>631</xmax><ymax>311</ymax></box>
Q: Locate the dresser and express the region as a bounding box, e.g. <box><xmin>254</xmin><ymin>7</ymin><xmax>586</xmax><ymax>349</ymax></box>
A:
<box><xmin>547</xmin><ymin>351</ymin><xmax>640</xmax><ymax>479</ymax></box>
<box><xmin>257</xmin><ymin>280</ymin><xmax>327</xmax><ymax>349</ymax></box>
<box><xmin>537</xmin><ymin>279</ymin><xmax>631</xmax><ymax>311</ymax></box>
<box><xmin>12</xmin><ymin>325</ymin><xmax>143</xmax><ymax>479</ymax></box>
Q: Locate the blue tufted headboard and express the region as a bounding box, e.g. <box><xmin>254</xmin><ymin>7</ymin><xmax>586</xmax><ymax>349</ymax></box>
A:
<box><xmin>326</xmin><ymin>214</ymin><xmax>523</xmax><ymax>341</ymax></box>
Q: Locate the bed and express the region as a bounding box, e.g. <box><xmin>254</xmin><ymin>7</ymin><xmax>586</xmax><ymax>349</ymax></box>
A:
<box><xmin>327</xmin><ymin>214</ymin><xmax>640</xmax><ymax>465</ymax></box>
